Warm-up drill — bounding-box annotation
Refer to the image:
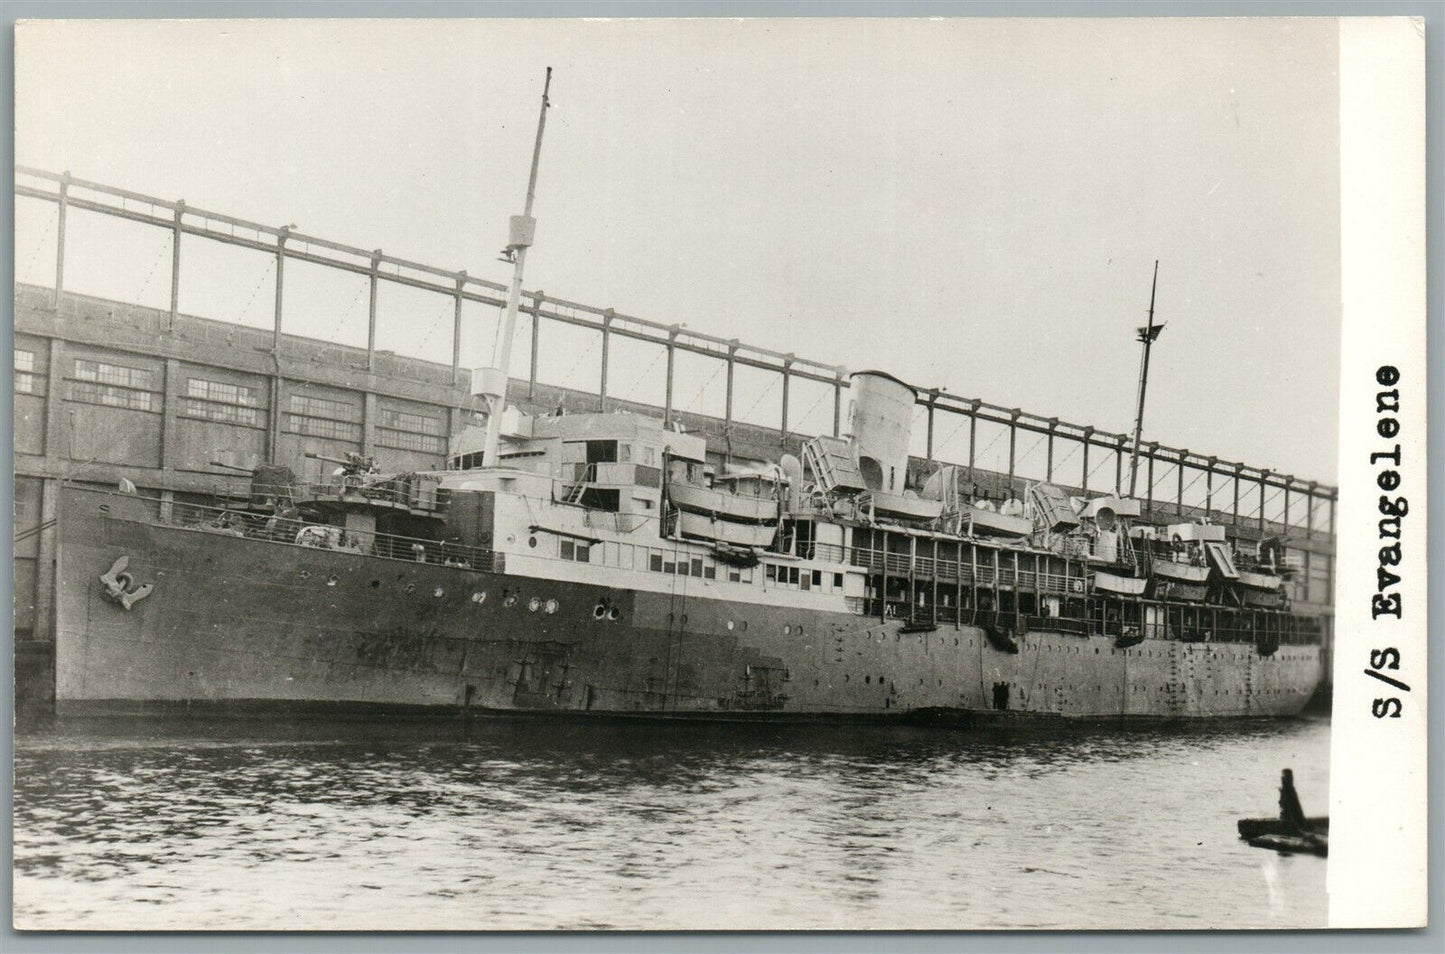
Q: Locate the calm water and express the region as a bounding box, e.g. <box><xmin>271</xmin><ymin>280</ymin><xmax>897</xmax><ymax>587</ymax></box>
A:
<box><xmin>13</xmin><ymin>714</ymin><xmax>1330</xmax><ymax>931</ymax></box>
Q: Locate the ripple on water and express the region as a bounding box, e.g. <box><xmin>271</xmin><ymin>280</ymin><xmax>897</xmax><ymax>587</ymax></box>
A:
<box><xmin>13</xmin><ymin>716</ymin><xmax>1330</xmax><ymax>930</ymax></box>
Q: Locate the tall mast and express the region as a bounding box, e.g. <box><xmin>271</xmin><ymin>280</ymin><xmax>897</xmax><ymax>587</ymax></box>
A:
<box><xmin>476</xmin><ymin>67</ymin><xmax>553</xmax><ymax>467</ymax></box>
<box><xmin>1126</xmin><ymin>260</ymin><xmax>1163</xmax><ymax>498</ymax></box>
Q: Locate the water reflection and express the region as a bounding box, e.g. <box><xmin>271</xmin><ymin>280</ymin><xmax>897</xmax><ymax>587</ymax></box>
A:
<box><xmin>14</xmin><ymin>715</ymin><xmax>1330</xmax><ymax>930</ymax></box>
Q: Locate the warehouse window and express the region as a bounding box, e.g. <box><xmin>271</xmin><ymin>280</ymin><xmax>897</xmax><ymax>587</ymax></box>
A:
<box><xmin>286</xmin><ymin>394</ymin><xmax>360</xmax><ymax>442</ymax></box>
<box><xmin>70</xmin><ymin>358</ymin><xmax>156</xmax><ymax>411</ymax></box>
<box><xmin>14</xmin><ymin>350</ymin><xmax>41</xmax><ymax>395</ymax></box>
<box><xmin>184</xmin><ymin>378</ymin><xmax>262</xmax><ymax>426</ymax></box>
<box><xmin>376</xmin><ymin>407</ymin><xmax>445</xmax><ymax>454</ymax></box>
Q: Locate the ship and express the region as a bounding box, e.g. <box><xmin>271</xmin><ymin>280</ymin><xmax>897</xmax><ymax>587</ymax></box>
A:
<box><xmin>49</xmin><ymin>72</ymin><xmax>1325</xmax><ymax>722</ymax></box>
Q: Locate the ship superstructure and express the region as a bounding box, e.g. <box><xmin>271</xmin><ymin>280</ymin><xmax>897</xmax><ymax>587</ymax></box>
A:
<box><xmin>46</xmin><ymin>72</ymin><xmax>1323</xmax><ymax>720</ymax></box>
<box><xmin>54</xmin><ymin>364</ymin><xmax>1322</xmax><ymax>719</ymax></box>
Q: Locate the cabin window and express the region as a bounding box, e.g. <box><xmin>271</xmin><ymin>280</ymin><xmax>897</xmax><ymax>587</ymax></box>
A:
<box><xmin>812</xmin><ymin>570</ymin><xmax>822</xmax><ymax>587</ymax></box>
<box><xmin>729</xmin><ymin>570</ymin><xmax>741</xmax><ymax>583</ymax></box>
<box><xmin>650</xmin><ymin>553</ymin><xmax>663</xmax><ymax>572</ymax></box>
<box><xmin>766</xmin><ymin>564</ymin><xmax>777</xmax><ymax>582</ymax></box>
<box><xmin>575</xmin><ymin>544</ymin><xmax>590</xmax><ymax>563</ymax></box>
<box><xmin>618</xmin><ymin>443</ymin><xmax>632</xmax><ymax>462</ymax></box>
<box><xmin>664</xmin><ymin>561</ymin><xmax>676</xmax><ymax>574</ymax></box>
<box><xmin>579</xmin><ymin>488</ymin><xmax>620</xmax><ymax>513</ymax></box>
<box><xmin>585</xmin><ymin>440</ymin><xmax>618</xmax><ymax>464</ymax></box>
<box><xmin>800</xmin><ymin>574</ymin><xmax>810</xmax><ymax>591</ymax></box>
<box><xmin>834</xmin><ymin>573</ymin><xmax>844</xmax><ymax>589</ymax></box>
<box><xmin>704</xmin><ymin>566</ymin><xmax>716</xmax><ymax>580</ymax></box>
<box><xmin>561</xmin><ymin>540</ymin><xmax>574</xmax><ymax>559</ymax></box>
<box><xmin>788</xmin><ymin>567</ymin><xmax>800</xmax><ymax>585</ymax></box>
<box><xmin>183</xmin><ymin>378</ymin><xmax>263</xmax><ymax>426</ymax></box>
<box><xmin>691</xmin><ymin>558</ymin><xmax>703</xmax><ymax>577</ymax></box>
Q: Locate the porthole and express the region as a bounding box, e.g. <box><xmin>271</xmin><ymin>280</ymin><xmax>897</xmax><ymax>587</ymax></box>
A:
<box><xmin>865</xmin><ymin>675</ymin><xmax>871</xmax><ymax>684</ymax></box>
<box><xmin>545</xmin><ymin>599</ymin><xmax>559</xmax><ymax>614</ymax></box>
<box><xmin>607</xmin><ymin>607</ymin><xmax>620</xmax><ymax>621</ymax></box>
<box><xmin>726</xmin><ymin>620</ymin><xmax>735</xmax><ymax>631</ymax></box>
<box><xmin>434</xmin><ymin>587</ymin><xmax>445</xmax><ymax>598</ymax></box>
<box><xmin>784</xmin><ymin>624</ymin><xmax>792</xmax><ymax>635</ymax></box>
<box><xmin>369</xmin><ymin>580</ymin><xmax>380</xmax><ymax>588</ymax></box>
<box><xmin>503</xmin><ymin>593</ymin><xmax>518</xmax><ymax>607</ymax></box>
<box><xmin>593</xmin><ymin>604</ymin><xmax>607</xmax><ymax>620</ymax></box>
<box><xmin>528</xmin><ymin>536</ymin><xmax>538</xmax><ymax>548</ymax></box>
<box><xmin>528</xmin><ymin>597</ymin><xmax>541</xmax><ymax>612</ymax></box>
<box><xmin>471</xmin><ymin>591</ymin><xmax>487</xmax><ymax>604</ymax></box>
<box><xmin>299</xmin><ymin>570</ymin><xmax>311</xmax><ymax>580</ymax></box>
<box><xmin>404</xmin><ymin>583</ymin><xmax>416</xmax><ymax>594</ymax></box>
<box><xmin>327</xmin><ymin>575</ymin><xmax>339</xmax><ymax>587</ymax></box>
<box><xmin>506</xmin><ymin>534</ymin><xmax>516</xmax><ymax>544</ymax></box>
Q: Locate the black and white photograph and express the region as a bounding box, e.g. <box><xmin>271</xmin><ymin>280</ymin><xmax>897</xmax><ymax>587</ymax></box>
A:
<box><xmin>8</xmin><ymin>13</ymin><xmax>1427</xmax><ymax>933</ymax></box>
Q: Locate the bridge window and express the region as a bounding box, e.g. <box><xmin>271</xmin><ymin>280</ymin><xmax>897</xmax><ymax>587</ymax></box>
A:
<box><xmin>377</xmin><ymin>408</ymin><xmax>445</xmax><ymax>454</ymax></box>
<box><xmin>184</xmin><ymin>378</ymin><xmax>262</xmax><ymax>426</ymax></box>
<box><xmin>286</xmin><ymin>394</ymin><xmax>361</xmax><ymax>442</ymax></box>
<box><xmin>70</xmin><ymin>359</ymin><xmax>157</xmax><ymax>411</ymax></box>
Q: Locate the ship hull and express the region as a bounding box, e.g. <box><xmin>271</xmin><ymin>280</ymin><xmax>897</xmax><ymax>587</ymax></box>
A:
<box><xmin>55</xmin><ymin>488</ymin><xmax>1323</xmax><ymax>722</ymax></box>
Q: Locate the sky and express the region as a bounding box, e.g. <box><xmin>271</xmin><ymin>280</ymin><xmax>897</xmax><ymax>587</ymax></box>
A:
<box><xmin>14</xmin><ymin>17</ymin><xmax>1341</xmax><ymax>485</ymax></box>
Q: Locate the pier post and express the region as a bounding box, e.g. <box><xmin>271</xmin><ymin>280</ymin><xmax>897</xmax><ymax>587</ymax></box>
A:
<box><xmin>599</xmin><ymin>309</ymin><xmax>614</xmax><ymax>412</ymax></box>
<box><xmin>1146</xmin><ymin>443</ymin><xmax>1157</xmax><ymax>513</ymax></box>
<box><xmin>1233</xmin><ymin>464</ymin><xmax>1243</xmax><ymax>526</ymax></box>
<box><xmin>1306</xmin><ymin>480</ymin><xmax>1318</xmax><ymax>539</ymax></box>
<box><xmin>368</xmin><ymin>250</ymin><xmax>382</xmax><ymax>371</ymax></box>
<box><xmin>1045</xmin><ymin>419</ymin><xmax>1057</xmax><ymax>481</ymax></box>
<box><xmin>529</xmin><ymin>292</ymin><xmax>543</xmax><ymax>398</ymax></box>
<box><xmin>925</xmin><ymin>390</ymin><xmax>939</xmax><ymax>462</ymax></box>
<box><xmin>52</xmin><ymin>172</ymin><xmax>70</xmax><ymax>308</ymax></box>
<box><xmin>832</xmin><ymin>370</ymin><xmax>845</xmax><ymax>437</ymax></box>
<box><xmin>1080</xmin><ymin>427</ymin><xmax>1094</xmax><ymax>493</ymax></box>
<box><xmin>273</xmin><ymin>226</ymin><xmax>289</xmax><ymax>354</ymax></box>
<box><xmin>169</xmin><ymin>200</ymin><xmax>184</xmax><ymax>330</ymax></box>
<box><xmin>663</xmin><ymin>326</ymin><xmax>679</xmax><ymax>427</ymax></box>
<box><xmin>967</xmin><ymin>401</ymin><xmax>980</xmax><ymax>471</ymax></box>
<box><xmin>1176</xmin><ymin>451</ymin><xmax>1187</xmax><ymax>517</ymax></box>
<box><xmin>1205</xmin><ymin>456</ymin><xmax>1217</xmax><ymax>514</ymax></box>
<box><xmin>1115</xmin><ymin>435</ymin><xmax>1127</xmax><ymax>496</ymax></box>
<box><xmin>43</xmin><ymin>340</ymin><xmax>65</xmax><ymax>460</ymax></box>
<box><xmin>1283</xmin><ymin>481</ymin><xmax>1292</xmax><ymax>530</ymax></box>
<box><xmin>1007</xmin><ymin>409</ymin><xmax>1021</xmax><ymax>498</ymax></box>
<box><xmin>724</xmin><ymin>340</ymin><xmax>738</xmax><ymax>435</ymax></box>
<box><xmin>780</xmin><ymin>355</ymin><xmax>793</xmax><ymax>445</ymax></box>
<box><xmin>451</xmin><ymin>271</ymin><xmax>467</xmax><ymax>379</ymax></box>
<box><xmin>1258</xmin><ymin>471</ymin><xmax>1270</xmax><ymax>533</ymax></box>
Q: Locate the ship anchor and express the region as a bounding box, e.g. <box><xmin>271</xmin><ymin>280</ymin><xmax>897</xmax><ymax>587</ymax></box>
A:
<box><xmin>99</xmin><ymin>555</ymin><xmax>154</xmax><ymax>610</ymax></box>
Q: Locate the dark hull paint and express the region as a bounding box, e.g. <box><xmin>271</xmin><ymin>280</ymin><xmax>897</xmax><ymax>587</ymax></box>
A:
<box><xmin>56</xmin><ymin>488</ymin><xmax>1324</xmax><ymax>722</ymax></box>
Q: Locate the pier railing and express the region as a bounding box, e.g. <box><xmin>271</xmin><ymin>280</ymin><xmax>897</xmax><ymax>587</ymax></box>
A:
<box><xmin>15</xmin><ymin>165</ymin><xmax>1337</xmax><ymax>543</ymax></box>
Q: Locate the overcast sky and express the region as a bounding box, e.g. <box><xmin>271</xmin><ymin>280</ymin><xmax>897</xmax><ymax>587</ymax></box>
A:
<box><xmin>16</xmin><ymin>17</ymin><xmax>1341</xmax><ymax>485</ymax></box>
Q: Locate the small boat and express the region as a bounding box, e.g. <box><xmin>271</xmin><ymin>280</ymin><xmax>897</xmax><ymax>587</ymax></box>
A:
<box><xmin>1244</xmin><ymin>832</ymin><xmax>1328</xmax><ymax>858</ymax></box>
<box><xmin>1240</xmin><ymin>770</ymin><xmax>1328</xmax><ymax>857</ymax></box>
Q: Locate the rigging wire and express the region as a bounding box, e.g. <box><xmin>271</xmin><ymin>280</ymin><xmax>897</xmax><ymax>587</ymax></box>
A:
<box><xmin>738</xmin><ymin>373</ymin><xmax>780</xmax><ymax>423</ymax></box>
<box><xmin>234</xmin><ymin>259</ymin><xmax>275</xmax><ymax>326</ymax></box>
<box><xmin>133</xmin><ymin>239</ymin><xmax>171</xmax><ymax>303</ymax></box>
<box><xmin>680</xmin><ymin>359</ymin><xmax>727</xmax><ymax>412</ymax></box>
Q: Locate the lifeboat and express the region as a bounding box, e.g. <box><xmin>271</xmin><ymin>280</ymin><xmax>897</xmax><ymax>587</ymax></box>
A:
<box><xmin>677</xmin><ymin>510</ymin><xmax>777</xmax><ymax>548</ymax></box>
<box><xmin>667</xmin><ymin>481</ymin><xmax>779</xmax><ymax>523</ymax></box>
